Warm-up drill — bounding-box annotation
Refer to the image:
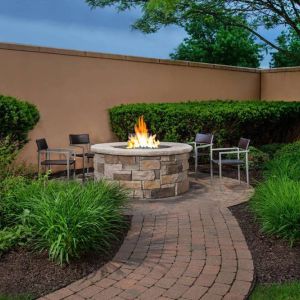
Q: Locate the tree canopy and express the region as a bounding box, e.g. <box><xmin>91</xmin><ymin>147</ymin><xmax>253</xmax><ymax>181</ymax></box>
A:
<box><xmin>86</xmin><ymin>0</ymin><xmax>300</xmax><ymax>66</ymax></box>
<box><xmin>170</xmin><ymin>17</ymin><xmax>262</xmax><ymax>67</ymax></box>
<box><xmin>271</xmin><ymin>29</ymin><xmax>300</xmax><ymax>67</ymax></box>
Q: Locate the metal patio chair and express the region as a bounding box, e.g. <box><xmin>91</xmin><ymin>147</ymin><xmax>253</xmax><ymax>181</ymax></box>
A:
<box><xmin>69</xmin><ymin>134</ymin><xmax>94</xmax><ymax>178</ymax></box>
<box><xmin>36</xmin><ymin>138</ymin><xmax>76</xmax><ymax>179</ymax></box>
<box><xmin>189</xmin><ymin>133</ymin><xmax>214</xmax><ymax>176</ymax></box>
<box><xmin>211</xmin><ymin>138</ymin><xmax>250</xmax><ymax>185</ymax></box>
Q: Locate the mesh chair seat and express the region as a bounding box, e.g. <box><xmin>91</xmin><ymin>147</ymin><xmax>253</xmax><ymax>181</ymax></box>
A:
<box><xmin>212</xmin><ymin>159</ymin><xmax>245</xmax><ymax>165</ymax></box>
<box><xmin>41</xmin><ymin>159</ymin><xmax>75</xmax><ymax>166</ymax></box>
<box><xmin>75</xmin><ymin>152</ymin><xmax>95</xmax><ymax>158</ymax></box>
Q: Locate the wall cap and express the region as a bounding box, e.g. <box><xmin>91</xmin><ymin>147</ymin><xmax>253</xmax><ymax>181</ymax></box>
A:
<box><xmin>0</xmin><ymin>42</ymin><xmax>261</xmax><ymax>73</ymax></box>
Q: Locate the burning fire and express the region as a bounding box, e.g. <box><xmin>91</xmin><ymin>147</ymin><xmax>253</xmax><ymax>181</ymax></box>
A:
<box><xmin>127</xmin><ymin>116</ymin><xmax>160</xmax><ymax>149</ymax></box>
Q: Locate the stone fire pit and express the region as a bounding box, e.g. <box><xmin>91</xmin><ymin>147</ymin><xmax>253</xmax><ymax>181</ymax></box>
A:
<box><xmin>91</xmin><ymin>142</ymin><xmax>192</xmax><ymax>199</ymax></box>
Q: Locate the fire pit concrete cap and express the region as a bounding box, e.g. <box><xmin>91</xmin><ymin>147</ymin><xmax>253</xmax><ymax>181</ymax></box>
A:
<box><xmin>91</xmin><ymin>142</ymin><xmax>192</xmax><ymax>156</ymax></box>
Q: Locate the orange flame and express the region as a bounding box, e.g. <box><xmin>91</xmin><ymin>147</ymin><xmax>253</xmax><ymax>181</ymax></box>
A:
<box><xmin>127</xmin><ymin>116</ymin><xmax>160</xmax><ymax>149</ymax></box>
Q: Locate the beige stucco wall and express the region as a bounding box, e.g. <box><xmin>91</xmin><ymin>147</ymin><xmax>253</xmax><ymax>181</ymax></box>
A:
<box><xmin>261</xmin><ymin>68</ymin><xmax>300</xmax><ymax>101</ymax></box>
<box><xmin>0</xmin><ymin>43</ymin><xmax>261</xmax><ymax>166</ymax></box>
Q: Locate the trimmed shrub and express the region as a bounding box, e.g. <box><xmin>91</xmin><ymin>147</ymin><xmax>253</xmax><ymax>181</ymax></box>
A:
<box><xmin>109</xmin><ymin>101</ymin><xmax>300</xmax><ymax>146</ymax></box>
<box><xmin>0</xmin><ymin>95</ymin><xmax>39</xmax><ymax>145</ymax></box>
<box><xmin>0</xmin><ymin>176</ymin><xmax>129</xmax><ymax>264</ymax></box>
<box><xmin>251</xmin><ymin>177</ymin><xmax>300</xmax><ymax>245</ymax></box>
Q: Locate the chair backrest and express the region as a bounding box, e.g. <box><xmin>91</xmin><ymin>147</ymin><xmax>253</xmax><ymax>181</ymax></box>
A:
<box><xmin>69</xmin><ymin>134</ymin><xmax>90</xmax><ymax>145</ymax></box>
<box><xmin>238</xmin><ymin>138</ymin><xmax>250</xmax><ymax>150</ymax></box>
<box><xmin>36</xmin><ymin>138</ymin><xmax>48</xmax><ymax>151</ymax></box>
<box><xmin>195</xmin><ymin>133</ymin><xmax>213</xmax><ymax>144</ymax></box>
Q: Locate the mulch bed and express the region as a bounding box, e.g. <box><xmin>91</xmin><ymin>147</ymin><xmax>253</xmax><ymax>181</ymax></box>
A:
<box><xmin>0</xmin><ymin>216</ymin><xmax>131</xmax><ymax>299</ymax></box>
<box><xmin>230</xmin><ymin>203</ymin><xmax>300</xmax><ymax>283</ymax></box>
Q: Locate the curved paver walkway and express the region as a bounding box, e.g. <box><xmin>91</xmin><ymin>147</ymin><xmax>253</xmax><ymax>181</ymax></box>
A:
<box><xmin>41</xmin><ymin>176</ymin><xmax>254</xmax><ymax>300</ymax></box>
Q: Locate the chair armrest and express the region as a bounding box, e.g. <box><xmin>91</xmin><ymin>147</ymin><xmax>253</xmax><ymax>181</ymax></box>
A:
<box><xmin>219</xmin><ymin>150</ymin><xmax>249</xmax><ymax>155</ymax></box>
<box><xmin>40</xmin><ymin>148</ymin><xmax>76</xmax><ymax>158</ymax></box>
<box><xmin>218</xmin><ymin>150</ymin><xmax>249</xmax><ymax>161</ymax></box>
<box><xmin>212</xmin><ymin>147</ymin><xmax>239</xmax><ymax>152</ymax></box>
<box><xmin>196</xmin><ymin>143</ymin><xmax>213</xmax><ymax>149</ymax></box>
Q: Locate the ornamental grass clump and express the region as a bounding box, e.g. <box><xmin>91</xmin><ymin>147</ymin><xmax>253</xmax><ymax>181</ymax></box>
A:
<box><xmin>251</xmin><ymin>141</ymin><xmax>300</xmax><ymax>246</ymax></box>
<box><xmin>1</xmin><ymin>177</ymin><xmax>129</xmax><ymax>264</ymax></box>
<box><xmin>251</xmin><ymin>177</ymin><xmax>300</xmax><ymax>246</ymax></box>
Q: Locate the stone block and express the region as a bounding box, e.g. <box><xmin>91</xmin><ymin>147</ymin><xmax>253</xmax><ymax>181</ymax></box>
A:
<box><xmin>96</xmin><ymin>163</ymin><xmax>104</xmax><ymax>174</ymax></box>
<box><xmin>175</xmin><ymin>153</ymin><xmax>190</xmax><ymax>161</ymax></box>
<box><xmin>94</xmin><ymin>154</ymin><xmax>105</xmax><ymax>164</ymax></box>
<box><xmin>161</xmin><ymin>174</ymin><xmax>179</xmax><ymax>185</ymax></box>
<box><xmin>119</xmin><ymin>156</ymin><xmax>136</xmax><ymax>165</ymax></box>
<box><xmin>176</xmin><ymin>178</ymin><xmax>189</xmax><ymax>195</ymax></box>
<box><xmin>123</xmin><ymin>164</ymin><xmax>140</xmax><ymax>171</ymax></box>
<box><xmin>132</xmin><ymin>170</ymin><xmax>155</xmax><ymax>181</ymax></box>
<box><xmin>151</xmin><ymin>187</ymin><xmax>176</xmax><ymax>198</ymax></box>
<box><xmin>143</xmin><ymin>180</ymin><xmax>161</xmax><ymax>189</ymax></box>
<box><xmin>120</xmin><ymin>181</ymin><xmax>142</xmax><ymax>189</ymax></box>
<box><xmin>161</xmin><ymin>155</ymin><xmax>175</xmax><ymax>161</ymax></box>
<box><xmin>161</xmin><ymin>183</ymin><xmax>176</xmax><ymax>189</ymax></box>
<box><xmin>182</xmin><ymin>159</ymin><xmax>189</xmax><ymax>171</ymax></box>
<box><xmin>113</xmin><ymin>171</ymin><xmax>132</xmax><ymax>181</ymax></box>
<box><xmin>166</xmin><ymin>163</ymin><xmax>183</xmax><ymax>175</ymax></box>
<box><xmin>140</xmin><ymin>156</ymin><xmax>161</xmax><ymax>160</ymax></box>
<box><xmin>140</xmin><ymin>160</ymin><xmax>161</xmax><ymax>170</ymax></box>
<box><xmin>104</xmin><ymin>164</ymin><xmax>122</xmax><ymax>179</ymax></box>
<box><xmin>105</xmin><ymin>154</ymin><xmax>120</xmax><ymax>164</ymax></box>
<box><xmin>154</xmin><ymin>170</ymin><xmax>160</xmax><ymax>179</ymax></box>
<box><xmin>134</xmin><ymin>189</ymin><xmax>144</xmax><ymax>198</ymax></box>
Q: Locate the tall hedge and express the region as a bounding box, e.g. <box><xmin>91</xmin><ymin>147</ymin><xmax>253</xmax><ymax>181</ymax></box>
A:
<box><xmin>0</xmin><ymin>95</ymin><xmax>40</xmax><ymax>145</ymax></box>
<box><xmin>109</xmin><ymin>100</ymin><xmax>300</xmax><ymax>146</ymax></box>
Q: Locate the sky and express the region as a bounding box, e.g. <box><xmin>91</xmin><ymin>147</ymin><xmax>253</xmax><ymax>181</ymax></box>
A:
<box><xmin>0</xmin><ymin>0</ymin><xmax>281</xmax><ymax>67</ymax></box>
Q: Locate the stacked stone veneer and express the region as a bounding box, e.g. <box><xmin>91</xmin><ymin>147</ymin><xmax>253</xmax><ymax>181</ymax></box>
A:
<box><xmin>94</xmin><ymin>153</ymin><xmax>190</xmax><ymax>199</ymax></box>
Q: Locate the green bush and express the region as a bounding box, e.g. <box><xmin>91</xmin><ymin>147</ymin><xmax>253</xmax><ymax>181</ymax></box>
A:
<box><xmin>251</xmin><ymin>177</ymin><xmax>300</xmax><ymax>245</ymax></box>
<box><xmin>259</xmin><ymin>143</ymin><xmax>285</xmax><ymax>159</ymax></box>
<box><xmin>0</xmin><ymin>95</ymin><xmax>39</xmax><ymax>145</ymax></box>
<box><xmin>0</xmin><ymin>177</ymin><xmax>129</xmax><ymax>264</ymax></box>
<box><xmin>109</xmin><ymin>101</ymin><xmax>300</xmax><ymax>146</ymax></box>
<box><xmin>0</xmin><ymin>138</ymin><xmax>19</xmax><ymax>180</ymax></box>
<box><xmin>264</xmin><ymin>141</ymin><xmax>300</xmax><ymax>180</ymax></box>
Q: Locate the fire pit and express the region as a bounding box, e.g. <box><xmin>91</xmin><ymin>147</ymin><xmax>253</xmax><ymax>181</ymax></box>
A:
<box><xmin>91</xmin><ymin>117</ymin><xmax>192</xmax><ymax>199</ymax></box>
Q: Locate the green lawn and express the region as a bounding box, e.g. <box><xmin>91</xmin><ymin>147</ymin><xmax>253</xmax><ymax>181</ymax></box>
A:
<box><xmin>0</xmin><ymin>295</ymin><xmax>32</xmax><ymax>300</ymax></box>
<box><xmin>250</xmin><ymin>282</ymin><xmax>300</xmax><ymax>300</ymax></box>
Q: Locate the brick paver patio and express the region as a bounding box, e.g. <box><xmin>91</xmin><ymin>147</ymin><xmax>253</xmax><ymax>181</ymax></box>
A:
<box><xmin>40</xmin><ymin>175</ymin><xmax>254</xmax><ymax>300</ymax></box>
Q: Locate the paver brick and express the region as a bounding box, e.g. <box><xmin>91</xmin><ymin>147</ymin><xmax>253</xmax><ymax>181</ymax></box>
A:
<box><xmin>42</xmin><ymin>176</ymin><xmax>254</xmax><ymax>300</ymax></box>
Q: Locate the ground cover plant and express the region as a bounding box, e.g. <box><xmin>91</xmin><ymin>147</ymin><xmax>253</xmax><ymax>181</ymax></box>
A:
<box><xmin>110</xmin><ymin>100</ymin><xmax>300</xmax><ymax>147</ymax></box>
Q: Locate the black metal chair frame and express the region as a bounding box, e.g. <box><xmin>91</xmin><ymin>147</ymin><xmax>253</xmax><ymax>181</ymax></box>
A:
<box><xmin>36</xmin><ymin>138</ymin><xmax>76</xmax><ymax>179</ymax></box>
<box><xmin>211</xmin><ymin>138</ymin><xmax>250</xmax><ymax>185</ymax></box>
<box><xmin>189</xmin><ymin>133</ymin><xmax>214</xmax><ymax>177</ymax></box>
<box><xmin>69</xmin><ymin>134</ymin><xmax>94</xmax><ymax>178</ymax></box>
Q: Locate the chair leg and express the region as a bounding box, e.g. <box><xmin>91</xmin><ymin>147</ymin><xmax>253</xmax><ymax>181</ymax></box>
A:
<box><xmin>87</xmin><ymin>158</ymin><xmax>90</xmax><ymax>174</ymax></box>
<box><xmin>73</xmin><ymin>162</ymin><xmax>76</xmax><ymax>180</ymax></box>
<box><xmin>238</xmin><ymin>165</ymin><xmax>241</xmax><ymax>183</ymax></box>
<box><xmin>210</xmin><ymin>159</ymin><xmax>213</xmax><ymax>180</ymax></box>
<box><xmin>246</xmin><ymin>160</ymin><xmax>249</xmax><ymax>186</ymax></box>
<box><xmin>195</xmin><ymin>151</ymin><xmax>198</xmax><ymax>173</ymax></box>
<box><xmin>219</xmin><ymin>162</ymin><xmax>222</xmax><ymax>181</ymax></box>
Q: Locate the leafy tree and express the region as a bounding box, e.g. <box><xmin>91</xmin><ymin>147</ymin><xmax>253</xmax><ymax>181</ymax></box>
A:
<box><xmin>271</xmin><ymin>28</ymin><xmax>300</xmax><ymax>67</ymax></box>
<box><xmin>86</xmin><ymin>0</ymin><xmax>300</xmax><ymax>57</ymax></box>
<box><xmin>170</xmin><ymin>17</ymin><xmax>262</xmax><ymax>67</ymax></box>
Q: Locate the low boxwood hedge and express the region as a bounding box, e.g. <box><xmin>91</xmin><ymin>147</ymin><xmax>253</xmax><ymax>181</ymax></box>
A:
<box><xmin>109</xmin><ymin>100</ymin><xmax>300</xmax><ymax>146</ymax></box>
<box><xmin>0</xmin><ymin>95</ymin><xmax>40</xmax><ymax>145</ymax></box>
